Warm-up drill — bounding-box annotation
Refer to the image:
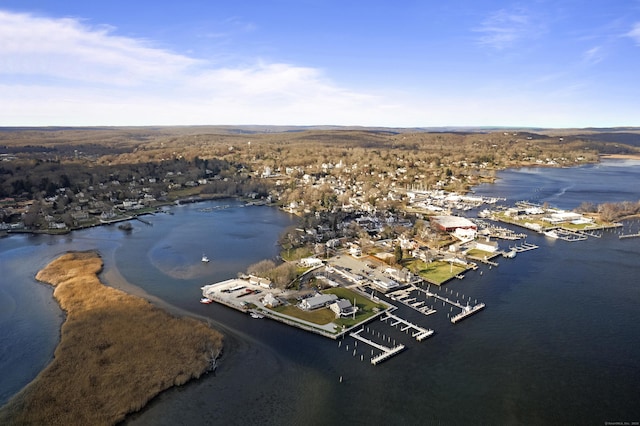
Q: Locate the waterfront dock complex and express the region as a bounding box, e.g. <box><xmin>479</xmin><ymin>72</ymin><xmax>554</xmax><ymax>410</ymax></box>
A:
<box><xmin>202</xmin><ymin>251</ymin><xmax>486</xmax><ymax>365</ymax></box>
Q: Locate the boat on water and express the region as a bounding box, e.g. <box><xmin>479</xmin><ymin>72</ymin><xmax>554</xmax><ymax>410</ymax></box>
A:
<box><xmin>250</xmin><ymin>312</ymin><xmax>264</xmax><ymax>319</ymax></box>
<box><xmin>543</xmin><ymin>230</ymin><xmax>559</xmax><ymax>239</ymax></box>
<box><xmin>201</xmin><ymin>254</ymin><xmax>210</xmax><ymax>263</ymax></box>
<box><xmin>503</xmin><ymin>249</ymin><xmax>516</xmax><ymax>258</ymax></box>
<box><xmin>200</xmin><ymin>297</ymin><xmax>213</xmax><ymax>304</ymax></box>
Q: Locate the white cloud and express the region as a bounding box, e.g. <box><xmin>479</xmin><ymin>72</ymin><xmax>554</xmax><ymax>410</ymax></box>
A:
<box><xmin>0</xmin><ymin>11</ymin><xmax>200</xmax><ymax>86</ymax></box>
<box><xmin>0</xmin><ymin>10</ymin><xmax>392</xmax><ymax>126</ymax></box>
<box><xmin>627</xmin><ymin>22</ymin><xmax>640</xmax><ymax>45</ymax></box>
<box><xmin>582</xmin><ymin>46</ymin><xmax>604</xmax><ymax>65</ymax></box>
<box><xmin>474</xmin><ymin>8</ymin><xmax>540</xmax><ymax>50</ymax></box>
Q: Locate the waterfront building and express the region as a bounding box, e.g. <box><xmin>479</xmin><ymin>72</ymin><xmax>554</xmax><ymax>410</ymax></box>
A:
<box><xmin>430</xmin><ymin>215</ymin><xmax>477</xmax><ymax>233</ymax></box>
<box><xmin>299</xmin><ymin>294</ymin><xmax>338</xmax><ymax>310</ymax></box>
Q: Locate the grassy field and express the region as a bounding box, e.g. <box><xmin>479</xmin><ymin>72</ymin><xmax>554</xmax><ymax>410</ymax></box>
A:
<box><xmin>269</xmin><ymin>286</ymin><xmax>388</xmax><ymax>329</ymax></box>
<box><xmin>323</xmin><ymin>287</ymin><xmax>388</xmax><ymax>328</ymax></box>
<box><xmin>271</xmin><ymin>304</ymin><xmax>336</xmax><ymax>325</ymax></box>
<box><xmin>0</xmin><ymin>251</ymin><xmax>223</xmax><ymax>426</ymax></box>
<box><xmin>465</xmin><ymin>248</ymin><xmax>495</xmax><ymax>258</ymax></box>
<box><xmin>404</xmin><ymin>259</ymin><xmax>466</xmax><ymax>285</ymax></box>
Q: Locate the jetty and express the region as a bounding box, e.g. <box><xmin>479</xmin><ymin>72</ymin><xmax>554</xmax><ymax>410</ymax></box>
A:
<box><xmin>349</xmin><ymin>328</ymin><xmax>406</xmax><ymax>365</ymax></box>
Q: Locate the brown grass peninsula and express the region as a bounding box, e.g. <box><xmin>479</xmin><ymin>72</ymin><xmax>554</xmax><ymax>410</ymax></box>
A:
<box><xmin>0</xmin><ymin>251</ymin><xmax>223</xmax><ymax>426</ymax></box>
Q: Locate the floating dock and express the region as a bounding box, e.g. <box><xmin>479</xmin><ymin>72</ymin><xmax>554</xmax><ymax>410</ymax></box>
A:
<box><xmin>350</xmin><ymin>328</ymin><xmax>406</xmax><ymax>365</ymax></box>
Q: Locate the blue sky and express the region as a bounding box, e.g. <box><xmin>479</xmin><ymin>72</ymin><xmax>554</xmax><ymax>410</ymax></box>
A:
<box><xmin>1</xmin><ymin>0</ymin><xmax>639</xmax><ymax>127</ymax></box>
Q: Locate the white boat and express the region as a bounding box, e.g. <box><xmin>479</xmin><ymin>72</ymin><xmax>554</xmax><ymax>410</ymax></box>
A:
<box><xmin>201</xmin><ymin>254</ymin><xmax>210</xmax><ymax>263</ymax></box>
<box><xmin>250</xmin><ymin>312</ymin><xmax>264</xmax><ymax>319</ymax></box>
<box><xmin>543</xmin><ymin>230</ymin><xmax>559</xmax><ymax>239</ymax></box>
<box><xmin>200</xmin><ymin>297</ymin><xmax>213</xmax><ymax>304</ymax></box>
<box><xmin>503</xmin><ymin>250</ymin><xmax>516</xmax><ymax>258</ymax></box>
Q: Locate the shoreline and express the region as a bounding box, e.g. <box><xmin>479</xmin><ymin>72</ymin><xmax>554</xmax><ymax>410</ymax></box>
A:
<box><xmin>0</xmin><ymin>251</ymin><xmax>224</xmax><ymax>426</ymax></box>
<box><xmin>599</xmin><ymin>153</ymin><xmax>640</xmax><ymax>160</ymax></box>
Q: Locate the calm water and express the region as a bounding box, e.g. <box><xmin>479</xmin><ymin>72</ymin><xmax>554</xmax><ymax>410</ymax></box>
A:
<box><xmin>2</xmin><ymin>161</ymin><xmax>640</xmax><ymax>425</ymax></box>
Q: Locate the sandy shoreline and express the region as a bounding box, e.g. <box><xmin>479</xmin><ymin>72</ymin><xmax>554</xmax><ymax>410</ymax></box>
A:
<box><xmin>599</xmin><ymin>153</ymin><xmax>640</xmax><ymax>160</ymax></box>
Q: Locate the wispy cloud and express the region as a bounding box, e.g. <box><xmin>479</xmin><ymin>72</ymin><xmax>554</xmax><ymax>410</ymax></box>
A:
<box><xmin>627</xmin><ymin>22</ymin><xmax>640</xmax><ymax>45</ymax></box>
<box><xmin>0</xmin><ymin>11</ymin><xmax>201</xmax><ymax>86</ymax></box>
<box><xmin>0</xmin><ymin>10</ymin><xmax>388</xmax><ymax>126</ymax></box>
<box><xmin>582</xmin><ymin>46</ymin><xmax>604</xmax><ymax>65</ymax></box>
<box><xmin>474</xmin><ymin>8</ymin><xmax>540</xmax><ymax>50</ymax></box>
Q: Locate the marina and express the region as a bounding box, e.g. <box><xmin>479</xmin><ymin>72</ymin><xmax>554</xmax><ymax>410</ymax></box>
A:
<box><xmin>349</xmin><ymin>328</ymin><xmax>406</xmax><ymax>365</ymax></box>
<box><xmin>509</xmin><ymin>242</ymin><xmax>539</xmax><ymax>253</ymax></box>
<box><xmin>379</xmin><ymin>311</ymin><xmax>434</xmax><ymax>341</ymax></box>
<box><xmin>409</xmin><ymin>284</ymin><xmax>485</xmax><ymax>323</ymax></box>
<box><xmin>387</xmin><ymin>287</ymin><xmax>437</xmax><ymax>316</ymax></box>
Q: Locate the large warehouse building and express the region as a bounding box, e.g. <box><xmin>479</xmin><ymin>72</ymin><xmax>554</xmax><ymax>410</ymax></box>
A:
<box><xmin>430</xmin><ymin>215</ymin><xmax>477</xmax><ymax>232</ymax></box>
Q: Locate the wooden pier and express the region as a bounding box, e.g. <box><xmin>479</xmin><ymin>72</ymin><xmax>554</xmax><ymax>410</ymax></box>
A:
<box><xmin>555</xmin><ymin>228</ymin><xmax>588</xmax><ymax>241</ymax></box>
<box><xmin>619</xmin><ymin>232</ymin><xmax>640</xmax><ymax>240</ymax></box>
<box><xmin>349</xmin><ymin>328</ymin><xmax>406</xmax><ymax>365</ymax></box>
<box><xmin>510</xmin><ymin>242</ymin><xmax>539</xmax><ymax>253</ymax></box>
<box><xmin>411</xmin><ymin>284</ymin><xmax>485</xmax><ymax>324</ymax></box>
<box><xmin>380</xmin><ymin>312</ymin><xmax>434</xmax><ymax>341</ymax></box>
<box><xmin>450</xmin><ymin>303</ymin><xmax>485</xmax><ymax>323</ymax></box>
<box><xmin>388</xmin><ymin>288</ymin><xmax>437</xmax><ymax>316</ymax></box>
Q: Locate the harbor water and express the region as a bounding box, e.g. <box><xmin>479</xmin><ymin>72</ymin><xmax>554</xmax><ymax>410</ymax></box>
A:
<box><xmin>1</xmin><ymin>160</ymin><xmax>640</xmax><ymax>425</ymax></box>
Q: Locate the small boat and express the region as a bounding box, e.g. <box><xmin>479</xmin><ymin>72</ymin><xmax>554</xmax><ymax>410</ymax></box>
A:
<box><xmin>201</xmin><ymin>254</ymin><xmax>210</xmax><ymax>263</ymax></box>
<box><xmin>503</xmin><ymin>250</ymin><xmax>516</xmax><ymax>258</ymax></box>
<box><xmin>250</xmin><ymin>312</ymin><xmax>264</xmax><ymax>319</ymax></box>
<box><xmin>200</xmin><ymin>297</ymin><xmax>213</xmax><ymax>304</ymax></box>
<box><xmin>543</xmin><ymin>230</ymin><xmax>559</xmax><ymax>239</ymax></box>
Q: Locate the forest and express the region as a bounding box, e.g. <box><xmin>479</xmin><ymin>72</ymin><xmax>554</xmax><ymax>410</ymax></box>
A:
<box><xmin>1</xmin><ymin>126</ymin><xmax>639</xmax><ymax>229</ymax></box>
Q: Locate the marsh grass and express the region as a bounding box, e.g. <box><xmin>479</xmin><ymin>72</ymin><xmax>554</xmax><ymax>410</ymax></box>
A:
<box><xmin>0</xmin><ymin>251</ymin><xmax>223</xmax><ymax>426</ymax></box>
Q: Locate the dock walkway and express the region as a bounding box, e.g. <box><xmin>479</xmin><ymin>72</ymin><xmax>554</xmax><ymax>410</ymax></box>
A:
<box><xmin>379</xmin><ymin>311</ymin><xmax>434</xmax><ymax>341</ymax></box>
<box><xmin>350</xmin><ymin>328</ymin><xmax>406</xmax><ymax>365</ymax></box>
<box><xmin>411</xmin><ymin>284</ymin><xmax>485</xmax><ymax>323</ymax></box>
<box><xmin>510</xmin><ymin>242</ymin><xmax>539</xmax><ymax>253</ymax></box>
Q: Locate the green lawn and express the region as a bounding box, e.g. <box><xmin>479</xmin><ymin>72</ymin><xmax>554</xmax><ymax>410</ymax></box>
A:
<box><xmin>280</xmin><ymin>246</ymin><xmax>314</xmax><ymax>261</ymax></box>
<box><xmin>405</xmin><ymin>259</ymin><xmax>465</xmax><ymax>285</ymax></box>
<box><xmin>323</xmin><ymin>287</ymin><xmax>388</xmax><ymax>327</ymax></box>
<box><xmin>268</xmin><ymin>287</ymin><xmax>388</xmax><ymax>329</ymax></box>
<box><xmin>271</xmin><ymin>304</ymin><xmax>336</xmax><ymax>325</ymax></box>
<box><xmin>465</xmin><ymin>248</ymin><xmax>494</xmax><ymax>258</ymax></box>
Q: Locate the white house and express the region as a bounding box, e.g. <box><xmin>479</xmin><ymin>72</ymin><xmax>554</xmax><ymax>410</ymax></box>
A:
<box><xmin>300</xmin><ymin>294</ymin><xmax>338</xmax><ymax>310</ymax></box>
<box><xmin>329</xmin><ymin>299</ymin><xmax>356</xmax><ymax>317</ymax></box>
<box><xmin>299</xmin><ymin>257</ymin><xmax>323</xmax><ymax>268</ymax></box>
<box><xmin>261</xmin><ymin>293</ymin><xmax>281</xmax><ymax>308</ymax></box>
<box><xmin>474</xmin><ymin>238</ymin><xmax>499</xmax><ymax>253</ymax></box>
<box><xmin>373</xmin><ymin>279</ymin><xmax>399</xmax><ymax>292</ymax></box>
<box><xmin>249</xmin><ymin>275</ymin><xmax>272</xmax><ymax>289</ymax></box>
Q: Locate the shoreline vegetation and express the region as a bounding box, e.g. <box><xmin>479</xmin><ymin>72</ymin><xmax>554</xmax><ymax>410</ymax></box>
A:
<box><xmin>0</xmin><ymin>251</ymin><xmax>223</xmax><ymax>426</ymax></box>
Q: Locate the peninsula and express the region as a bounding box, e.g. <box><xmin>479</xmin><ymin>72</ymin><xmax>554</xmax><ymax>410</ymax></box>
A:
<box><xmin>0</xmin><ymin>251</ymin><xmax>223</xmax><ymax>426</ymax></box>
